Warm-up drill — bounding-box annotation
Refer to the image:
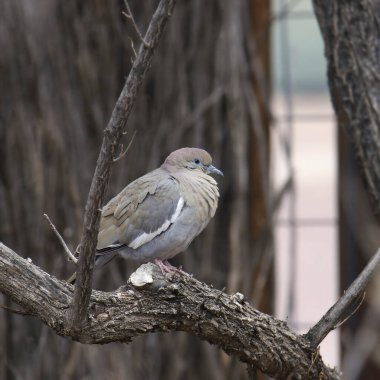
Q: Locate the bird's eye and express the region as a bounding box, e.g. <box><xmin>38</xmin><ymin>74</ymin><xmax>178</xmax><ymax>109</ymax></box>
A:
<box><xmin>194</xmin><ymin>158</ymin><xmax>200</xmax><ymax>165</ymax></box>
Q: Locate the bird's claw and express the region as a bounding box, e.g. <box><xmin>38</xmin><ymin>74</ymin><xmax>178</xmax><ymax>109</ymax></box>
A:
<box><xmin>153</xmin><ymin>259</ymin><xmax>187</xmax><ymax>276</ymax></box>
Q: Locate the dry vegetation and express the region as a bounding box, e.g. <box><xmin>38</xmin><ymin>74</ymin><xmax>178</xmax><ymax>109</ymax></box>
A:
<box><xmin>0</xmin><ymin>1</ymin><xmax>272</xmax><ymax>378</ymax></box>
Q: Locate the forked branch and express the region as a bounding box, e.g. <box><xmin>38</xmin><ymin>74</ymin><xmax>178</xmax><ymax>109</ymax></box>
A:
<box><xmin>70</xmin><ymin>0</ymin><xmax>176</xmax><ymax>330</ymax></box>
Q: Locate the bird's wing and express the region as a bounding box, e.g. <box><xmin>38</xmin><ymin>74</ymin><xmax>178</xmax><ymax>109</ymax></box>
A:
<box><xmin>97</xmin><ymin>169</ymin><xmax>184</xmax><ymax>250</ymax></box>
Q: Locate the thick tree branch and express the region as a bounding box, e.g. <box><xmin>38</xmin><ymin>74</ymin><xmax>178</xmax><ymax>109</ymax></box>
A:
<box><xmin>0</xmin><ymin>243</ymin><xmax>339</xmax><ymax>379</ymax></box>
<box><xmin>306</xmin><ymin>247</ymin><xmax>380</xmax><ymax>350</ymax></box>
<box><xmin>71</xmin><ymin>0</ymin><xmax>176</xmax><ymax>330</ymax></box>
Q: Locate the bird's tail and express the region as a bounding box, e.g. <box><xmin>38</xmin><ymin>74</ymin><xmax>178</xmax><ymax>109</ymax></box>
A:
<box><xmin>66</xmin><ymin>249</ymin><xmax>119</xmax><ymax>284</ymax></box>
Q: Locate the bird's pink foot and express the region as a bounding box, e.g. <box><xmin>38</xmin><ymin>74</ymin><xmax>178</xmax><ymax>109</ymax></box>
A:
<box><xmin>153</xmin><ymin>259</ymin><xmax>186</xmax><ymax>275</ymax></box>
<box><xmin>154</xmin><ymin>259</ymin><xmax>175</xmax><ymax>274</ymax></box>
<box><xmin>163</xmin><ymin>260</ymin><xmax>187</xmax><ymax>275</ymax></box>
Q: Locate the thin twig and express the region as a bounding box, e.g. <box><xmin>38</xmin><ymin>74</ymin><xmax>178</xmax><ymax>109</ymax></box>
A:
<box><xmin>271</xmin><ymin>175</ymin><xmax>293</xmax><ymax>216</ymax></box>
<box><xmin>129</xmin><ymin>38</ymin><xmax>138</xmax><ymax>59</ymax></box>
<box><xmin>44</xmin><ymin>214</ymin><xmax>78</xmax><ymax>264</ymax></box>
<box><xmin>308</xmin><ymin>348</ymin><xmax>321</xmax><ymax>373</ymax></box>
<box><xmin>305</xmin><ymin>247</ymin><xmax>380</xmax><ymax>351</ymax></box>
<box><xmin>123</xmin><ymin>1</ymin><xmax>151</xmax><ymax>48</ymax></box>
<box><xmin>334</xmin><ymin>292</ymin><xmax>365</xmax><ymax>329</ymax></box>
<box><xmin>113</xmin><ymin>130</ymin><xmax>136</xmax><ymax>162</ymax></box>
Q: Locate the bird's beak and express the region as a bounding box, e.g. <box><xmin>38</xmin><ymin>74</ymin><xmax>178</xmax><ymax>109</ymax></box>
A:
<box><xmin>207</xmin><ymin>165</ymin><xmax>224</xmax><ymax>177</ymax></box>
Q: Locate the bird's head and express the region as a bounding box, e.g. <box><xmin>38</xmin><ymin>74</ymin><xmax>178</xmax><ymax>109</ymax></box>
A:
<box><xmin>163</xmin><ymin>147</ymin><xmax>223</xmax><ymax>177</ymax></box>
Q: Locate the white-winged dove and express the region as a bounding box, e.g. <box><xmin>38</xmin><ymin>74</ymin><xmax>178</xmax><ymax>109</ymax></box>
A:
<box><xmin>68</xmin><ymin>147</ymin><xmax>222</xmax><ymax>283</ymax></box>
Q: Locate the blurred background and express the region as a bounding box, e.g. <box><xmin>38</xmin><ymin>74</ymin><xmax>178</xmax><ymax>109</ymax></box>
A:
<box><xmin>1</xmin><ymin>0</ymin><xmax>380</xmax><ymax>379</ymax></box>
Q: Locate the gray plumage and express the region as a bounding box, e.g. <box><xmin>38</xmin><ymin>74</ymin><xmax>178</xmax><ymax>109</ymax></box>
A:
<box><xmin>68</xmin><ymin>147</ymin><xmax>222</xmax><ymax>283</ymax></box>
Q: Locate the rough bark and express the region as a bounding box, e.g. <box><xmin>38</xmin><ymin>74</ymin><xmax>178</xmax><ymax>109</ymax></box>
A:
<box><xmin>312</xmin><ymin>0</ymin><xmax>380</xmax><ymax>214</ymax></box>
<box><xmin>0</xmin><ymin>243</ymin><xmax>339</xmax><ymax>380</ymax></box>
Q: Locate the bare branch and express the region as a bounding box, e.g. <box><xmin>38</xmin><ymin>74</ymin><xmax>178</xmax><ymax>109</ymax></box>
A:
<box><xmin>271</xmin><ymin>175</ymin><xmax>293</xmax><ymax>215</ymax></box>
<box><xmin>70</xmin><ymin>0</ymin><xmax>176</xmax><ymax>331</ymax></box>
<box><xmin>306</xmin><ymin>247</ymin><xmax>380</xmax><ymax>350</ymax></box>
<box><xmin>0</xmin><ymin>243</ymin><xmax>339</xmax><ymax>379</ymax></box>
<box><xmin>129</xmin><ymin>38</ymin><xmax>138</xmax><ymax>59</ymax></box>
<box><xmin>333</xmin><ymin>292</ymin><xmax>365</xmax><ymax>330</ymax></box>
<box><xmin>113</xmin><ymin>130</ymin><xmax>136</xmax><ymax>162</ymax></box>
<box><xmin>123</xmin><ymin>0</ymin><xmax>151</xmax><ymax>48</ymax></box>
<box><xmin>44</xmin><ymin>214</ymin><xmax>78</xmax><ymax>264</ymax></box>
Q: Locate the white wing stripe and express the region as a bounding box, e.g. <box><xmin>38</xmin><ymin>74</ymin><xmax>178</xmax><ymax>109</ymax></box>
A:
<box><xmin>171</xmin><ymin>196</ymin><xmax>184</xmax><ymax>223</ymax></box>
<box><xmin>128</xmin><ymin>197</ymin><xmax>184</xmax><ymax>249</ymax></box>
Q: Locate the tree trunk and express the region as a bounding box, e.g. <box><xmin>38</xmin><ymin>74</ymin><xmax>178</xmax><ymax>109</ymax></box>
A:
<box><xmin>313</xmin><ymin>0</ymin><xmax>380</xmax><ymax>214</ymax></box>
<box><xmin>313</xmin><ymin>1</ymin><xmax>380</xmax><ymax>377</ymax></box>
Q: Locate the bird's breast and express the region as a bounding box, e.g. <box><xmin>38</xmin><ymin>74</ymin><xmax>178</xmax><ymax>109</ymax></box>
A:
<box><xmin>177</xmin><ymin>172</ymin><xmax>220</xmax><ymax>220</ymax></box>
